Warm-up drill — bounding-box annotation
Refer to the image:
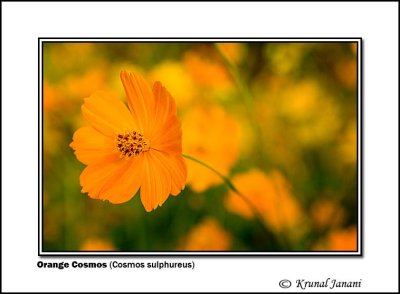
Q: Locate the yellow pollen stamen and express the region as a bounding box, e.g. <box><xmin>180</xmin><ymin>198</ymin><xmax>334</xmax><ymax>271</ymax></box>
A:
<box><xmin>116</xmin><ymin>131</ymin><xmax>150</xmax><ymax>159</ymax></box>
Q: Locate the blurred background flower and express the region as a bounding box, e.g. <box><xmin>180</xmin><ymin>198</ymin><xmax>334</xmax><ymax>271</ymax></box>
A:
<box><xmin>183</xmin><ymin>105</ymin><xmax>242</xmax><ymax>192</ymax></box>
<box><xmin>312</xmin><ymin>225</ymin><xmax>357</xmax><ymax>251</ymax></box>
<box><xmin>80</xmin><ymin>238</ymin><xmax>116</xmax><ymax>251</ymax></box>
<box><xmin>180</xmin><ymin>218</ymin><xmax>232</xmax><ymax>251</ymax></box>
<box><xmin>42</xmin><ymin>41</ymin><xmax>358</xmax><ymax>252</ymax></box>
<box><xmin>225</xmin><ymin>169</ymin><xmax>307</xmax><ymax>246</ymax></box>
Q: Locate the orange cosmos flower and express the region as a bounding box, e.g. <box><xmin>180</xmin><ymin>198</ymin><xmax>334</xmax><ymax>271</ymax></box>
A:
<box><xmin>70</xmin><ymin>71</ymin><xmax>187</xmax><ymax>212</ymax></box>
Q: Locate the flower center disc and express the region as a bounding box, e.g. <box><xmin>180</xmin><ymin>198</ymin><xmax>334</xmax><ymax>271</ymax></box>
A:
<box><xmin>116</xmin><ymin>131</ymin><xmax>150</xmax><ymax>159</ymax></box>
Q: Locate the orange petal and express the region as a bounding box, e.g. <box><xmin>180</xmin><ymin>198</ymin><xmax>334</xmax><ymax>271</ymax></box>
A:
<box><xmin>140</xmin><ymin>153</ymin><xmax>161</xmax><ymax>212</ymax></box>
<box><xmin>80</xmin><ymin>154</ymin><xmax>128</xmax><ymax>200</ymax></box>
<box><xmin>100</xmin><ymin>154</ymin><xmax>145</xmax><ymax>204</ymax></box>
<box><xmin>150</xmin><ymin>151</ymin><xmax>187</xmax><ymax>196</ymax></box>
<box><xmin>70</xmin><ymin>126</ymin><xmax>116</xmax><ymax>165</ymax></box>
<box><xmin>140</xmin><ymin>152</ymin><xmax>173</xmax><ymax>212</ymax></box>
<box><xmin>120</xmin><ymin>71</ymin><xmax>154</xmax><ymax>134</ymax></box>
<box><xmin>148</xmin><ymin>151</ymin><xmax>172</xmax><ymax>205</ymax></box>
<box><xmin>81</xmin><ymin>91</ymin><xmax>136</xmax><ymax>137</ymax></box>
<box><xmin>151</xmin><ymin>116</ymin><xmax>182</xmax><ymax>154</ymax></box>
<box><xmin>170</xmin><ymin>154</ymin><xmax>187</xmax><ymax>195</ymax></box>
<box><xmin>148</xmin><ymin>81</ymin><xmax>177</xmax><ymax>138</ymax></box>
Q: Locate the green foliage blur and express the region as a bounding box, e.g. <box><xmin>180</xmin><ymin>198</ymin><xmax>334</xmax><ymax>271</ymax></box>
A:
<box><xmin>43</xmin><ymin>41</ymin><xmax>358</xmax><ymax>252</ymax></box>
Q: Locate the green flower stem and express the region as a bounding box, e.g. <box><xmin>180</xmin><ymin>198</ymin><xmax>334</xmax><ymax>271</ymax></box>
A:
<box><xmin>214</xmin><ymin>45</ymin><xmax>254</xmax><ymax>112</ymax></box>
<box><xmin>182</xmin><ymin>154</ymin><xmax>269</xmax><ymax>233</ymax></box>
<box><xmin>214</xmin><ymin>44</ymin><xmax>266</xmax><ymax>164</ymax></box>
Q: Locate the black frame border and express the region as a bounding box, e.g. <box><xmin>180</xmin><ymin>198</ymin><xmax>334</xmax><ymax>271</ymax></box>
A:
<box><xmin>38</xmin><ymin>37</ymin><xmax>363</xmax><ymax>257</ymax></box>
